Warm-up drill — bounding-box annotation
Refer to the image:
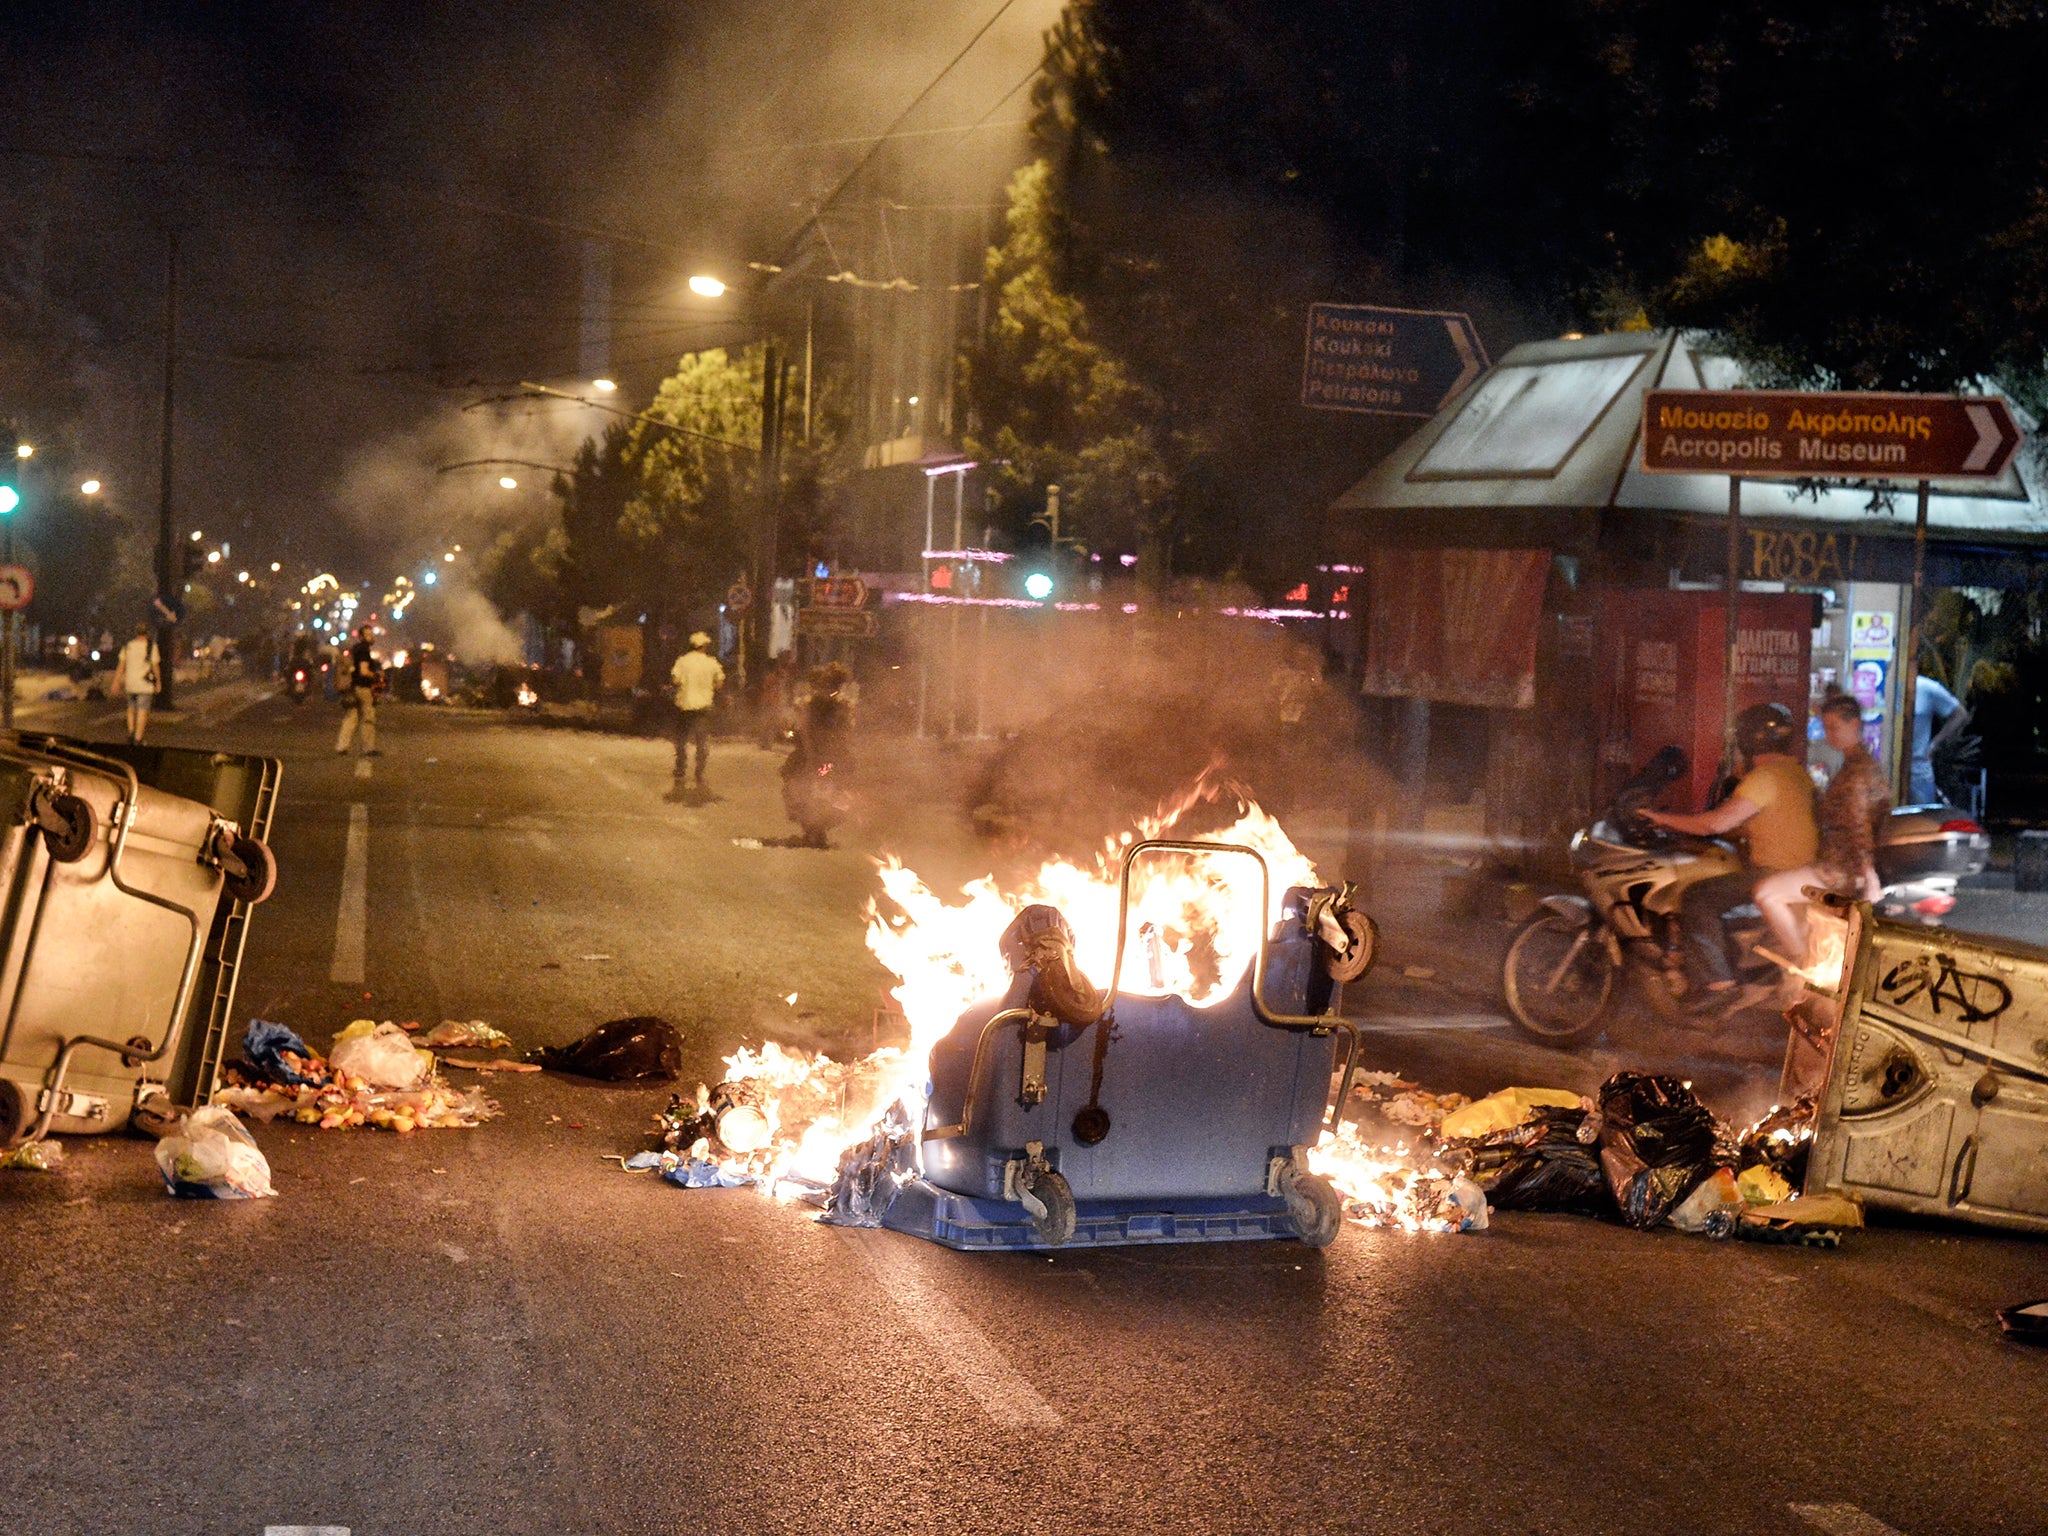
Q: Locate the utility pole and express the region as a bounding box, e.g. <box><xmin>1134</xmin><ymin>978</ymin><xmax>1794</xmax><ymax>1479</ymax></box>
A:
<box><xmin>748</xmin><ymin>340</ymin><xmax>784</xmax><ymax>691</ymax></box>
<box><xmin>153</xmin><ymin>230</ymin><xmax>179</xmax><ymax>711</ymax></box>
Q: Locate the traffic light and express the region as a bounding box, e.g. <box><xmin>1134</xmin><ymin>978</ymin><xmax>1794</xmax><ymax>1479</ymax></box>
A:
<box><xmin>0</xmin><ymin>429</ymin><xmax>18</xmax><ymax>516</ymax></box>
<box><xmin>1023</xmin><ymin>570</ymin><xmax>1054</xmax><ymax>601</ymax></box>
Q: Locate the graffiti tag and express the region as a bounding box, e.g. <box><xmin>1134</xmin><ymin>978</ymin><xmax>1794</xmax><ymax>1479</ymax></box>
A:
<box><xmin>1877</xmin><ymin>953</ymin><xmax>2013</xmax><ymax>1024</ymax></box>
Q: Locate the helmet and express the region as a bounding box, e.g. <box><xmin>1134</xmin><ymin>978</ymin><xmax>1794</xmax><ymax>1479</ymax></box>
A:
<box><xmin>1735</xmin><ymin>701</ymin><xmax>1798</xmax><ymax>758</ymax></box>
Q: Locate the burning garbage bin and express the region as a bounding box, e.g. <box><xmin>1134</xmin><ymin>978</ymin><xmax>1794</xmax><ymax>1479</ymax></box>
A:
<box><xmin>0</xmin><ymin>735</ymin><xmax>280</xmax><ymax>1146</ymax></box>
<box><xmin>1781</xmin><ymin>897</ymin><xmax>2048</xmax><ymax>1233</ymax></box>
<box><xmin>832</xmin><ymin>839</ymin><xmax>1377</xmax><ymax>1250</ymax></box>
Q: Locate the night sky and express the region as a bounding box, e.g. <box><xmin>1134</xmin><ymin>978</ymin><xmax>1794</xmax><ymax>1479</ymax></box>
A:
<box><xmin>0</xmin><ymin>0</ymin><xmax>1050</xmax><ymax>586</ymax></box>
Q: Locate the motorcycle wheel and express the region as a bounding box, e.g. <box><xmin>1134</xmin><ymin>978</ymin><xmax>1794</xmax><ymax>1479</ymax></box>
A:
<box><xmin>1501</xmin><ymin>912</ymin><xmax>1617</xmax><ymax>1045</ymax></box>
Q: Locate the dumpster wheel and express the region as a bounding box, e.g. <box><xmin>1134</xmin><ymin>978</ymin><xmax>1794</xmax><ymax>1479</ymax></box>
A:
<box><xmin>35</xmin><ymin>790</ymin><xmax>95</xmax><ymax>864</ymax></box>
<box><xmin>0</xmin><ymin>1079</ymin><xmax>27</xmax><ymax>1147</ymax></box>
<box><xmin>1020</xmin><ymin>1169</ymin><xmax>1076</xmax><ymax>1246</ymax></box>
<box><xmin>1283</xmin><ymin>1171</ymin><xmax>1343</xmax><ymax>1248</ymax></box>
<box><xmin>220</xmin><ymin>833</ymin><xmax>278</xmax><ymax>905</ymax></box>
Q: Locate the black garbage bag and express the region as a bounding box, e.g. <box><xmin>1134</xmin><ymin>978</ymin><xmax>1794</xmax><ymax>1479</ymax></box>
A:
<box><xmin>1595</xmin><ymin>1072</ymin><xmax>1735</xmax><ymax>1229</ymax></box>
<box><xmin>1464</xmin><ymin>1107</ymin><xmax>1617</xmax><ymax>1217</ymax></box>
<box><xmin>531</xmin><ymin>1016</ymin><xmax>683</xmax><ymax>1081</ymax></box>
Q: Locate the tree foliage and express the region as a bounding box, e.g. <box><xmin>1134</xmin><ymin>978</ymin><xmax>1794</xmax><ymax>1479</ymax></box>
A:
<box><xmin>962</xmin><ymin>160</ymin><xmax>1177</xmax><ymax>579</ymax></box>
<box><xmin>507</xmin><ymin>344</ymin><xmax>849</xmax><ymax>632</ymax></box>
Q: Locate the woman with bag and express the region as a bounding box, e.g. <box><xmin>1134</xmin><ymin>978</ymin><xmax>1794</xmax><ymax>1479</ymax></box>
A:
<box><xmin>116</xmin><ymin>622</ymin><xmax>160</xmax><ymax>743</ymax></box>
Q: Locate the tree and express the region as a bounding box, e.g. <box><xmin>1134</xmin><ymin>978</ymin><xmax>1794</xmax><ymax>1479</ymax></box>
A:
<box><xmin>527</xmin><ymin>344</ymin><xmax>851</xmax><ymax>633</ymax></box>
<box><xmin>962</xmin><ymin>159</ymin><xmax>1178</xmax><ymax>584</ymax></box>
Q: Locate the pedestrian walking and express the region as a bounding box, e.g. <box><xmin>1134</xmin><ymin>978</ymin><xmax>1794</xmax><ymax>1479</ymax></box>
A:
<box><xmin>669</xmin><ymin>630</ymin><xmax>724</xmax><ymax>797</ymax></box>
<box><xmin>334</xmin><ymin>626</ymin><xmax>383</xmax><ymax>756</ymax></box>
<box><xmin>116</xmin><ymin>622</ymin><xmax>160</xmax><ymax>743</ymax></box>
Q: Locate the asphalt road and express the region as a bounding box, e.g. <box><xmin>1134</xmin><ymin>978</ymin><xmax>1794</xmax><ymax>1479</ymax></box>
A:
<box><xmin>4</xmin><ymin>691</ymin><xmax>2047</xmax><ymax>1536</ymax></box>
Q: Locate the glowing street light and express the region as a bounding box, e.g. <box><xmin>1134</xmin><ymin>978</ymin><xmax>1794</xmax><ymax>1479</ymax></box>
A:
<box><xmin>206</xmin><ymin>549</ymin><xmax>221</xmax><ymax>564</ymax></box>
<box><xmin>270</xmin><ymin>561</ymin><xmax>281</xmax><ymax>572</ymax></box>
<box><xmin>498</xmin><ymin>475</ymin><xmax>518</xmax><ymax>490</ymax></box>
<box><xmin>688</xmin><ymin>274</ymin><xmax>726</xmax><ymax>298</ymax></box>
<box><xmin>443</xmin><ymin>551</ymin><xmax>455</xmax><ymax>562</ymax></box>
<box><xmin>591</xmin><ymin>378</ymin><xmax>618</xmax><ymax>393</ymax></box>
<box><xmin>14</xmin><ymin>443</ymin><xmax>31</xmax><ymax>460</ymax></box>
<box><xmin>80</xmin><ymin>479</ymin><xmax>101</xmax><ymax>495</ymax></box>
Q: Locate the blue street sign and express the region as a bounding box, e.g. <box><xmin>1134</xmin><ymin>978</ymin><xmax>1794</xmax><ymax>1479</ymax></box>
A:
<box><xmin>1301</xmin><ymin>303</ymin><xmax>1487</xmax><ymax>418</ymax></box>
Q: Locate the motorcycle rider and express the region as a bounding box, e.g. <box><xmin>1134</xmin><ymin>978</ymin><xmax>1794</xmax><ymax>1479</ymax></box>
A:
<box><xmin>1754</xmin><ymin>691</ymin><xmax>1888</xmax><ymax>975</ymax></box>
<box><xmin>1640</xmin><ymin>702</ymin><xmax>1818</xmax><ymax>1014</ymax></box>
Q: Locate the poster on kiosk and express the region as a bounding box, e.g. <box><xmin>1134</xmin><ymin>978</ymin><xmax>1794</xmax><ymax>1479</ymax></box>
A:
<box><xmin>1595</xmin><ymin>589</ymin><xmax>1815</xmax><ymax>813</ymax></box>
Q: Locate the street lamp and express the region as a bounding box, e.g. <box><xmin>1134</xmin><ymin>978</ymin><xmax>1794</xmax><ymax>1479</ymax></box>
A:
<box><xmin>591</xmin><ymin>378</ymin><xmax>618</xmax><ymax>393</ymax></box>
<box><xmin>14</xmin><ymin>443</ymin><xmax>31</xmax><ymax>460</ymax></box>
<box><xmin>498</xmin><ymin>476</ymin><xmax>518</xmax><ymax>490</ymax></box>
<box><xmin>688</xmin><ymin>274</ymin><xmax>727</xmax><ymax>298</ymax></box>
<box><xmin>80</xmin><ymin>479</ymin><xmax>101</xmax><ymax>496</ymax></box>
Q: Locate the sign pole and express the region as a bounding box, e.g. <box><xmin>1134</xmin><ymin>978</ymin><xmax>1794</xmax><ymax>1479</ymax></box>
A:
<box><xmin>1899</xmin><ymin>478</ymin><xmax>1931</xmax><ymax>803</ymax></box>
<box><xmin>1</xmin><ymin>519</ymin><xmax>13</xmax><ymax>732</ymax></box>
<box><xmin>1722</xmin><ymin>475</ymin><xmax>1742</xmax><ymax>777</ymax></box>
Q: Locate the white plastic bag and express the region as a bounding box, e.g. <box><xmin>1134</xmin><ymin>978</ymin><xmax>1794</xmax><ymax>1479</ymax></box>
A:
<box><xmin>156</xmin><ymin>1105</ymin><xmax>275</xmax><ymax>1199</ymax></box>
<box><xmin>331</xmin><ymin>1021</ymin><xmax>432</xmax><ymax>1089</ymax></box>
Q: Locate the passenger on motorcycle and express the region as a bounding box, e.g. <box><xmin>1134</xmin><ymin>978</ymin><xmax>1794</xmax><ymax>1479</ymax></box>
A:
<box><xmin>1753</xmin><ymin>692</ymin><xmax>1888</xmax><ymax>971</ymax></box>
<box><xmin>1639</xmin><ymin>702</ymin><xmax>1817</xmax><ymax>1013</ymax></box>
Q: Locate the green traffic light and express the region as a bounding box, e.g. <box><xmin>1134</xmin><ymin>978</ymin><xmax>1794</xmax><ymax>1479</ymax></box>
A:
<box><xmin>0</xmin><ymin>486</ymin><xmax>18</xmax><ymax>516</ymax></box>
<box><xmin>1024</xmin><ymin>571</ymin><xmax>1054</xmax><ymax>600</ymax></box>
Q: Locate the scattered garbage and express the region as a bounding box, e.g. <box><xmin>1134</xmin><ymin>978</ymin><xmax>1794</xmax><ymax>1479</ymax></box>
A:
<box><xmin>330</xmin><ymin>1020</ymin><xmax>434</xmax><ymax>1089</ymax></box>
<box><xmin>1666</xmin><ymin>1167</ymin><xmax>1745</xmax><ymax>1237</ymax></box>
<box><xmin>1438</xmin><ymin>1086</ymin><xmax>1584</xmax><ymax>1141</ymax></box>
<box><xmin>417</xmin><ymin>1020</ymin><xmax>515</xmax><ymax>1051</ymax></box>
<box><xmin>1735</xmin><ymin>1192</ymin><xmax>1864</xmax><ymax>1247</ymax></box>
<box><xmin>1459</xmin><ymin>1107</ymin><xmax>1614</xmax><ymax>1217</ymax></box>
<box><xmin>1996</xmin><ymin>1299</ymin><xmax>2048</xmax><ymax>1344</ymax></box>
<box><xmin>0</xmin><ymin>1140</ymin><xmax>64</xmax><ymax>1172</ymax></box>
<box><xmin>155</xmin><ymin>1106</ymin><xmax>275</xmax><ymax>1199</ymax></box>
<box><xmin>1346</xmin><ymin>1071</ymin><xmax>1471</xmax><ymax>1133</ymax></box>
<box><xmin>243</xmin><ymin>1020</ymin><xmax>329</xmax><ymax>1087</ymax></box>
<box><xmin>215</xmin><ymin>1017</ymin><xmax>499</xmax><ymax>1133</ymax></box>
<box><xmin>531</xmin><ymin>1016</ymin><xmax>682</xmax><ymax>1081</ymax></box>
<box><xmin>1595</xmin><ymin>1073</ymin><xmax>1735</xmax><ymax>1230</ymax></box>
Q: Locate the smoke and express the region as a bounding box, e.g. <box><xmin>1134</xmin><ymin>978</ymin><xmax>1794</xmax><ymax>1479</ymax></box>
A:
<box><xmin>864</xmin><ymin>583</ymin><xmax>1382</xmax><ymax>877</ymax></box>
<box><xmin>439</xmin><ymin>583</ymin><xmax>527</xmax><ymax>665</ymax></box>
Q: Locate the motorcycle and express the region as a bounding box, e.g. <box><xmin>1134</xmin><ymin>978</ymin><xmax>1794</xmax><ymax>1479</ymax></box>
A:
<box><xmin>1501</xmin><ymin>748</ymin><xmax>1990</xmax><ymax>1045</ymax></box>
<box><xmin>286</xmin><ymin>664</ymin><xmax>312</xmax><ymax>704</ymax></box>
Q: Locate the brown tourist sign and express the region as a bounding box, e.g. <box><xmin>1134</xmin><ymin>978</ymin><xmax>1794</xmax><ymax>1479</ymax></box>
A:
<box><xmin>1641</xmin><ymin>389</ymin><xmax>2021</xmax><ymax>481</ymax></box>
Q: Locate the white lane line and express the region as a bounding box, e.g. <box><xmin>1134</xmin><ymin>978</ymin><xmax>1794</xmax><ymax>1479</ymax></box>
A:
<box><xmin>264</xmin><ymin>1527</ymin><xmax>349</xmax><ymax>1535</ymax></box>
<box><xmin>1791</xmin><ymin>1503</ymin><xmax>1907</xmax><ymax>1536</ymax></box>
<box><xmin>330</xmin><ymin>804</ymin><xmax>369</xmax><ymax>985</ymax></box>
<box><xmin>842</xmin><ymin>1229</ymin><xmax>1061</xmax><ymax>1430</ymax></box>
<box><xmin>353</xmin><ymin>756</ymin><xmax>372</xmax><ymax>781</ymax></box>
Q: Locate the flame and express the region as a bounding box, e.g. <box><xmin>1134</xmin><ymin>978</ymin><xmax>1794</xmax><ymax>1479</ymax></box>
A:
<box><xmin>697</xmin><ymin>775</ymin><xmax>1464</xmax><ymax>1233</ymax></box>
<box><xmin>705</xmin><ymin>777</ymin><xmax>1313</xmax><ymax>1185</ymax></box>
<box><xmin>1792</xmin><ymin>910</ymin><xmax>1849</xmax><ymax>991</ymax></box>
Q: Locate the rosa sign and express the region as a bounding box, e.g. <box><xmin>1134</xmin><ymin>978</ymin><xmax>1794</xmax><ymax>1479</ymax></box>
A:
<box><xmin>1641</xmin><ymin>389</ymin><xmax>2020</xmax><ymax>480</ymax></box>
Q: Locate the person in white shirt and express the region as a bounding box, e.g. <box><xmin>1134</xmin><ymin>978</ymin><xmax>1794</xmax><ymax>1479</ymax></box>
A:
<box><xmin>669</xmin><ymin>631</ymin><xmax>725</xmax><ymax>795</ymax></box>
<box><xmin>116</xmin><ymin>623</ymin><xmax>160</xmax><ymax>743</ymax></box>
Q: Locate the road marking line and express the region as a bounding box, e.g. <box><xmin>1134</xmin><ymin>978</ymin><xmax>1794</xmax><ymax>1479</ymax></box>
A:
<box><xmin>264</xmin><ymin>1527</ymin><xmax>349</xmax><ymax>1535</ymax></box>
<box><xmin>353</xmin><ymin>756</ymin><xmax>372</xmax><ymax>781</ymax></box>
<box><xmin>842</xmin><ymin>1229</ymin><xmax>1061</xmax><ymax>1430</ymax></box>
<box><xmin>1791</xmin><ymin>1503</ymin><xmax>1907</xmax><ymax>1536</ymax></box>
<box><xmin>330</xmin><ymin>804</ymin><xmax>369</xmax><ymax>985</ymax></box>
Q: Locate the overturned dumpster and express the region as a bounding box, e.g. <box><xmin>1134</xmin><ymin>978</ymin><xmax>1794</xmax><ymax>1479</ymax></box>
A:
<box><xmin>0</xmin><ymin>734</ymin><xmax>279</xmax><ymax>1145</ymax></box>
<box><xmin>1784</xmin><ymin>899</ymin><xmax>2048</xmax><ymax>1233</ymax></box>
<box><xmin>830</xmin><ymin>838</ymin><xmax>1378</xmax><ymax>1251</ymax></box>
